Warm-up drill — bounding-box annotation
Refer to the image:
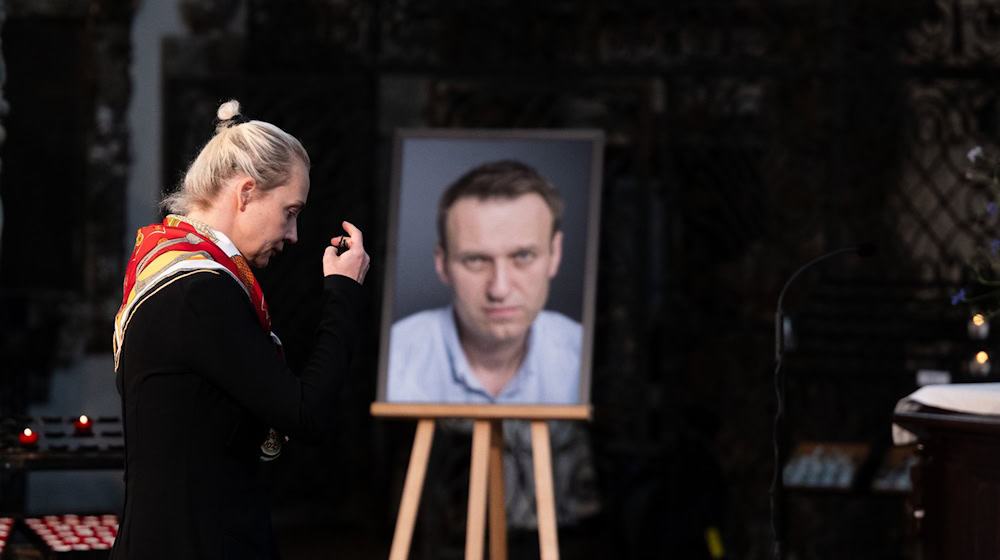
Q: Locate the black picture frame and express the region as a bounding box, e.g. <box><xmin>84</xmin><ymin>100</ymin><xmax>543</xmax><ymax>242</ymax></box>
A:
<box><xmin>376</xmin><ymin>128</ymin><xmax>605</xmax><ymax>405</ymax></box>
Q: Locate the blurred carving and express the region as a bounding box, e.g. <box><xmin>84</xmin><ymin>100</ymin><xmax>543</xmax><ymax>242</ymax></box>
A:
<box><xmin>179</xmin><ymin>0</ymin><xmax>240</xmax><ymax>35</ymax></box>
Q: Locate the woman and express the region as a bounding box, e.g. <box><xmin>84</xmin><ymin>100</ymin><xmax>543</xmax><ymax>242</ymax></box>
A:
<box><xmin>110</xmin><ymin>100</ymin><xmax>369</xmax><ymax>558</ymax></box>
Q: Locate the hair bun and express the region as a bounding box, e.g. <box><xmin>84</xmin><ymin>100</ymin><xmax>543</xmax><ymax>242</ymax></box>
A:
<box><xmin>217</xmin><ymin>99</ymin><xmax>241</xmax><ymax>121</ymax></box>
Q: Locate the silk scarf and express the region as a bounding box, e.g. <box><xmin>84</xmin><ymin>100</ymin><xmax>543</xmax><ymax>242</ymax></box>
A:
<box><xmin>113</xmin><ymin>214</ymin><xmax>284</xmax><ymax>460</ymax></box>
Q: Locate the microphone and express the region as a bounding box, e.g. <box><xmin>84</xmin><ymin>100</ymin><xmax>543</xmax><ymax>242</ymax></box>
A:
<box><xmin>775</xmin><ymin>244</ymin><xmax>877</xmax><ymax>361</ymax></box>
<box><xmin>770</xmin><ymin>243</ymin><xmax>875</xmax><ymax>560</ymax></box>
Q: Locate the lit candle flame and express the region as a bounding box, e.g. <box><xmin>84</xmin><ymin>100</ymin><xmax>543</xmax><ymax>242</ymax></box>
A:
<box><xmin>23</xmin><ymin>428</ymin><xmax>33</xmax><ymax>437</ymax></box>
<box><xmin>973</xmin><ymin>313</ymin><xmax>986</xmax><ymax>326</ymax></box>
<box><xmin>79</xmin><ymin>415</ymin><xmax>89</xmax><ymax>425</ymax></box>
<box><xmin>976</xmin><ymin>351</ymin><xmax>989</xmax><ymax>364</ymax></box>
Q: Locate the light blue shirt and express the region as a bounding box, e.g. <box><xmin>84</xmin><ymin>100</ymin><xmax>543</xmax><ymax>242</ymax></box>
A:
<box><xmin>387</xmin><ymin>307</ymin><xmax>581</xmax><ymax>404</ymax></box>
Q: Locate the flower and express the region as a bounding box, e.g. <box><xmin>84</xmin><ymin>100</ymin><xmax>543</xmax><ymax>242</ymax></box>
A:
<box><xmin>952</xmin><ymin>288</ymin><xmax>967</xmax><ymax>306</ymax></box>
<box><xmin>969</xmin><ymin>146</ymin><xmax>985</xmax><ymax>163</ymax></box>
<box><xmin>966</xmin><ymin>144</ymin><xmax>1000</xmax><ymax>186</ymax></box>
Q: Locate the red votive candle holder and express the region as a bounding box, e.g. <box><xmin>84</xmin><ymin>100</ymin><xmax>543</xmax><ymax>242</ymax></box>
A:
<box><xmin>19</xmin><ymin>427</ymin><xmax>39</xmax><ymax>446</ymax></box>
<box><xmin>73</xmin><ymin>415</ymin><xmax>93</xmax><ymax>436</ymax></box>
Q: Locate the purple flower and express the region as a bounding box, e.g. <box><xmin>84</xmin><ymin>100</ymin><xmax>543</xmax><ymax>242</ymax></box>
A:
<box><xmin>989</xmin><ymin>201</ymin><xmax>999</xmax><ymax>216</ymax></box>
<box><xmin>952</xmin><ymin>288</ymin><xmax>967</xmax><ymax>306</ymax></box>
<box><xmin>992</xmin><ymin>239</ymin><xmax>1000</xmax><ymax>255</ymax></box>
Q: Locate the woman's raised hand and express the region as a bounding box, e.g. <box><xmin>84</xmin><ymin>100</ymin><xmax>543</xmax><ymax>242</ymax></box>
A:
<box><xmin>323</xmin><ymin>221</ymin><xmax>370</xmax><ymax>284</ymax></box>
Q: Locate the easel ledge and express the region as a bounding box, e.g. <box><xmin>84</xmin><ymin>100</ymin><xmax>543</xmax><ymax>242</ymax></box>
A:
<box><xmin>370</xmin><ymin>402</ymin><xmax>592</xmax><ymax>420</ymax></box>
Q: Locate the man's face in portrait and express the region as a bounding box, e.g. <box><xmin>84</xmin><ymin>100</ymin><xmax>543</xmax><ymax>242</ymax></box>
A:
<box><xmin>435</xmin><ymin>193</ymin><xmax>563</xmax><ymax>348</ymax></box>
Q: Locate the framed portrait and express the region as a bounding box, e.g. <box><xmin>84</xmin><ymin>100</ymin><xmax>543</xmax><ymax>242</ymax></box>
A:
<box><xmin>376</xmin><ymin>129</ymin><xmax>604</xmax><ymax>407</ymax></box>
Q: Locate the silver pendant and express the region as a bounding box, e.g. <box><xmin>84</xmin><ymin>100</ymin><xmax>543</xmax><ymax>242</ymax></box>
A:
<box><xmin>260</xmin><ymin>428</ymin><xmax>283</xmax><ymax>462</ymax></box>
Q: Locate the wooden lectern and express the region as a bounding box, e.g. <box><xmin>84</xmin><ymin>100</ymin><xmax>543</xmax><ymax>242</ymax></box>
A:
<box><xmin>893</xmin><ymin>410</ymin><xmax>1000</xmax><ymax>560</ymax></box>
<box><xmin>372</xmin><ymin>402</ymin><xmax>591</xmax><ymax>560</ymax></box>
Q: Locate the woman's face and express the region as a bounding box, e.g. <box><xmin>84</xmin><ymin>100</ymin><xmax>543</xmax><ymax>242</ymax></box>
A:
<box><xmin>235</xmin><ymin>159</ymin><xmax>310</xmax><ymax>268</ymax></box>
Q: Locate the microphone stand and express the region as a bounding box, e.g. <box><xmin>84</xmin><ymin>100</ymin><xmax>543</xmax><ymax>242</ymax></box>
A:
<box><xmin>770</xmin><ymin>246</ymin><xmax>866</xmax><ymax>560</ymax></box>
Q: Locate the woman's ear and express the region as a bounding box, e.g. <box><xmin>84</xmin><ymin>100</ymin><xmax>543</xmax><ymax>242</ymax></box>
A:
<box><xmin>236</xmin><ymin>176</ymin><xmax>256</xmax><ymax>211</ymax></box>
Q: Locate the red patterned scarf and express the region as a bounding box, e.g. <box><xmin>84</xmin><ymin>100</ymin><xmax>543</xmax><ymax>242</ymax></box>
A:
<box><xmin>114</xmin><ymin>215</ymin><xmax>270</xmax><ymax>361</ymax></box>
<box><xmin>113</xmin><ymin>214</ymin><xmax>284</xmax><ymax>460</ymax></box>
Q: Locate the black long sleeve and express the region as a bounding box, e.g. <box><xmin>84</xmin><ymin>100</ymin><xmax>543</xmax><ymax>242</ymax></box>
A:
<box><xmin>174</xmin><ymin>271</ymin><xmax>362</xmax><ymax>440</ymax></box>
<box><xmin>111</xmin><ymin>270</ymin><xmax>363</xmax><ymax>559</ymax></box>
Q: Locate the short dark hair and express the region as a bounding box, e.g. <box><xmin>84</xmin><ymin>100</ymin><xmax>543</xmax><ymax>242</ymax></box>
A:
<box><xmin>436</xmin><ymin>160</ymin><xmax>564</xmax><ymax>250</ymax></box>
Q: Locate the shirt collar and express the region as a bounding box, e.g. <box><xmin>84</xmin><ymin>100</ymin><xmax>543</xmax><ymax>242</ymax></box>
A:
<box><xmin>168</xmin><ymin>214</ymin><xmax>243</xmax><ymax>260</ymax></box>
<box><xmin>440</xmin><ymin>307</ymin><xmax>536</xmax><ymax>402</ymax></box>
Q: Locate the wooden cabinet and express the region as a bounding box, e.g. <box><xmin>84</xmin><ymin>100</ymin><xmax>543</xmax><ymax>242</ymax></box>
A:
<box><xmin>894</xmin><ymin>410</ymin><xmax>1000</xmax><ymax>559</ymax></box>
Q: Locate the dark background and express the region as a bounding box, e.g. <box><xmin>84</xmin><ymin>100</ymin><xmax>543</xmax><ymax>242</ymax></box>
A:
<box><xmin>2</xmin><ymin>0</ymin><xmax>998</xmax><ymax>558</ymax></box>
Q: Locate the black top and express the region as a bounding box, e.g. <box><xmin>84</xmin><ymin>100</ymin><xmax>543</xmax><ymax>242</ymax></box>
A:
<box><xmin>111</xmin><ymin>271</ymin><xmax>363</xmax><ymax>559</ymax></box>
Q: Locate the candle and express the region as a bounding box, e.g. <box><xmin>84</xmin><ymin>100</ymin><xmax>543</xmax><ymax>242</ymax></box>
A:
<box><xmin>73</xmin><ymin>415</ymin><xmax>93</xmax><ymax>436</ymax></box>
<box><xmin>19</xmin><ymin>427</ymin><xmax>39</xmax><ymax>446</ymax></box>
<box><xmin>969</xmin><ymin>313</ymin><xmax>990</xmax><ymax>339</ymax></box>
<box><xmin>970</xmin><ymin>351</ymin><xmax>992</xmax><ymax>376</ymax></box>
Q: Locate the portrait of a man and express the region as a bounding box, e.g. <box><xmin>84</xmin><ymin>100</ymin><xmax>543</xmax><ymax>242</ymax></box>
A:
<box><xmin>378</xmin><ymin>130</ymin><xmax>603</xmax><ymax>406</ymax></box>
<box><xmin>387</xmin><ymin>160</ymin><xmax>580</xmax><ymax>403</ymax></box>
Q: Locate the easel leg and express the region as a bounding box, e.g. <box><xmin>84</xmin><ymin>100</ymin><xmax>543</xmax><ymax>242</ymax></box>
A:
<box><xmin>389</xmin><ymin>419</ymin><xmax>435</xmax><ymax>560</ymax></box>
<box><xmin>466</xmin><ymin>420</ymin><xmax>492</xmax><ymax>560</ymax></box>
<box><xmin>531</xmin><ymin>420</ymin><xmax>560</xmax><ymax>560</ymax></box>
<box><xmin>488</xmin><ymin>420</ymin><xmax>508</xmax><ymax>560</ymax></box>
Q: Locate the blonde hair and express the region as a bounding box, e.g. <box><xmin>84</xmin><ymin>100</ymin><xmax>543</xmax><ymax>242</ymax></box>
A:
<box><xmin>161</xmin><ymin>100</ymin><xmax>311</xmax><ymax>214</ymax></box>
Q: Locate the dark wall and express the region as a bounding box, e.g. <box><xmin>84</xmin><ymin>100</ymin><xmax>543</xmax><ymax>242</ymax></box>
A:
<box><xmin>0</xmin><ymin>0</ymin><xmax>131</xmax><ymax>413</ymax></box>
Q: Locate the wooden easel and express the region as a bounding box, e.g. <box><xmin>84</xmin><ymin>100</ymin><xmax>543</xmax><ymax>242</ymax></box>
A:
<box><xmin>371</xmin><ymin>403</ymin><xmax>592</xmax><ymax>560</ymax></box>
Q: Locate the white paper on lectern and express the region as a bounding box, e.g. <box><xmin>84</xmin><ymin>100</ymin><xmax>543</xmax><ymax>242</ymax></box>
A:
<box><xmin>892</xmin><ymin>382</ymin><xmax>1000</xmax><ymax>444</ymax></box>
